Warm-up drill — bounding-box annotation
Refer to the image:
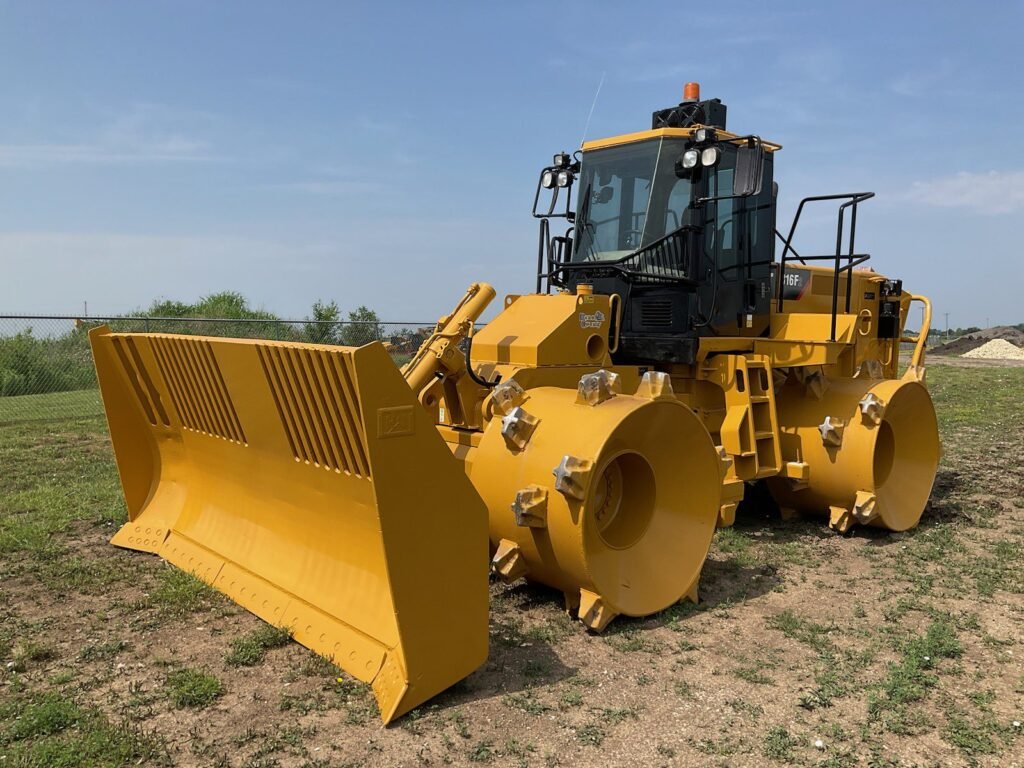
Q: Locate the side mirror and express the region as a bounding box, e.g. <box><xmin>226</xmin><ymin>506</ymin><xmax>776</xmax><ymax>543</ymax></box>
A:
<box><xmin>733</xmin><ymin>145</ymin><xmax>766</xmax><ymax>197</ymax></box>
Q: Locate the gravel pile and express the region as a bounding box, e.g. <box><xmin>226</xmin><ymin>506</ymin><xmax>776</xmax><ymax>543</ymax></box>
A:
<box><xmin>932</xmin><ymin>326</ymin><xmax>1024</xmax><ymax>355</ymax></box>
<box><xmin>961</xmin><ymin>338</ymin><xmax>1024</xmax><ymax>361</ymax></box>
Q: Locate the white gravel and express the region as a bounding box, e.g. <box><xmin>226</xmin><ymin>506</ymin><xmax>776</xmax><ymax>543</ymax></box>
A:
<box><xmin>962</xmin><ymin>338</ymin><xmax>1024</xmax><ymax>361</ymax></box>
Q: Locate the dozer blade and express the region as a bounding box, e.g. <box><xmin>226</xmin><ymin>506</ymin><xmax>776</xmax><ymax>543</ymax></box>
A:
<box><xmin>89</xmin><ymin>326</ymin><xmax>489</xmax><ymax>723</ymax></box>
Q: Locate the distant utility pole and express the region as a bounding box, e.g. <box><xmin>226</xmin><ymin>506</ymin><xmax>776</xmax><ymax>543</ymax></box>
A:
<box><xmin>83</xmin><ymin>301</ymin><xmax>88</xmax><ymax>317</ymax></box>
<box><xmin>944</xmin><ymin>312</ymin><xmax>949</xmax><ymax>340</ymax></box>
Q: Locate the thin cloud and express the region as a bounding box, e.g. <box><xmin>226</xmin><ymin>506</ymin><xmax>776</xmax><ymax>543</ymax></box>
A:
<box><xmin>0</xmin><ymin>142</ymin><xmax>214</xmax><ymax>167</ymax></box>
<box><xmin>774</xmin><ymin>46</ymin><xmax>843</xmax><ymax>86</ymax></box>
<box><xmin>906</xmin><ymin>170</ymin><xmax>1024</xmax><ymax>215</ymax></box>
<box><xmin>0</xmin><ymin>222</ymin><xmax>530</xmax><ymax>320</ymax></box>
<box><xmin>267</xmin><ymin>179</ymin><xmax>385</xmax><ymax>195</ymax></box>
<box><xmin>248</xmin><ymin>75</ymin><xmax>321</xmax><ymax>95</ymax></box>
<box><xmin>888</xmin><ymin>60</ymin><xmax>956</xmax><ymax>98</ymax></box>
<box><xmin>0</xmin><ymin>102</ymin><xmax>218</xmax><ymax>167</ymax></box>
<box><xmin>253</xmin><ymin>161</ymin><xmax>402</xmax><ymax>196</ymax></box>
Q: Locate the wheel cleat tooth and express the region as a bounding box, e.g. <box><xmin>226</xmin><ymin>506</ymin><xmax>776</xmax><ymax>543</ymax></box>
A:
<box><xmin>511</xmin><ymin>485</ymin><xmax>548</xmax><ymax>528</ymax></box>
<box><xmin>858</xmin><ymin>393</ymin><xmax>886</xmax><ymax>425</ymax></box>
<box><xmin>491</xmin><ymin>379</ymin><xmax>527</xmax><ymax>416</ymax></box>
<box><xmin>501</xmin><ymin>406</ymin><xmax>539</xmax><ymax>450</ymax></box>
<box><xmin>577</xmin><ymin>589</ymin><xmax>617</xmax><ymax>632</ymax></box>
<box><xmin>828</xmin><ymin>505</ymin><xmax>854</xmax><ymax>533</ymax></box>
<box><xmin>855</xmin><ymin>359</ymin><xmax>884</xmax><ymax>379</ymax></box>
<box><xmin>491</xmin><ymin>539</ymin><xmax>528</xmax><ymax>583</ymax></box>
<box><xmin>853</xmin><ymin>490</ymin><xmax>878</xmax><ymax>524</ymax></box>
<box><xmin>552</xmin><ymin>455</ymin><xmax>594</xmax><ymax>500</ymax></box>
<box><xmin>799</xmin><ymin>367</ymin><xmax>829</xmax><ymax>400</ymax></box>
<box><xmin>717</xmin><ymin>502</ymin><xmax>738</xmax><ymax>528</ymax></box>
<box><xmin>635</xmin><ymin>370</ymin><xmax>674</xmax><ymax>400</ymax></box>
<box><xmin>818</xmin><ymin>416</ymin><xmax>845</xmax><ymax>448</ymax></box>
<box><xmin>576</xmin><ymin>369</ymin><xmax>621</xmax><ymax>405</ymax></box>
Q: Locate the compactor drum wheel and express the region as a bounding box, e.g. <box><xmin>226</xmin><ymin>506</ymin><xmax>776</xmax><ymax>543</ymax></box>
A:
<box><xmin>769</xmin><ymin>377</ymin><xmax>941</xmax><ymax>533</ymax></box>
<box><xmin>90</xmin><ymin>327</ymin><xmax>490</xmax><ymax>723</ymax></box>
<box><xmin>472</xmin><ymin>384</ymin><xmax>723</xmax><ymax>630</ymax></box>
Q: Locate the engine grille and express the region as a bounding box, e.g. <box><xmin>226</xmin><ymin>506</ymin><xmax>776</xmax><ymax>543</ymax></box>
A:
<box><xmin>640</xmin><ymin>300</ymin><xmax>673</xmax><ymax>328</ymax></box>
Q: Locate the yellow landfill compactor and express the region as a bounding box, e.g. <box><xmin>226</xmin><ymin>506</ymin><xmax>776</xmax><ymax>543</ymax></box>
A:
<box><xmin>90</xmin><ymin>83</ymin><xmax>940</xmax><ymax>723</ymax></box>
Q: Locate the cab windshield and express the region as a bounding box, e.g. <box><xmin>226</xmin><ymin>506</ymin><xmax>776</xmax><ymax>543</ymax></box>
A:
<box><xmin>573</xmin><ymin>138</ymin><xmax>693</xmax><ymax>262</ymax></box>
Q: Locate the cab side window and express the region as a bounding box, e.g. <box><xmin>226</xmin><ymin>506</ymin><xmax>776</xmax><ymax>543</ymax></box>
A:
<box><xmin>705</xmin><ymin>164</ymin><xmax>738</xmax><ymax>274</ymax></box>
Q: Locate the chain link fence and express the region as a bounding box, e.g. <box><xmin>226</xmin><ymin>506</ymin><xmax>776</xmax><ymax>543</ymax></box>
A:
<box><xmin>0</xmin><ymin>315</ymin><xmax>438</xmax><ymax>425</ymax></box>
<box><xmin>2</xmin><ymin>313</ymin><xmax>927</xmax><ymax>427</ymax></box>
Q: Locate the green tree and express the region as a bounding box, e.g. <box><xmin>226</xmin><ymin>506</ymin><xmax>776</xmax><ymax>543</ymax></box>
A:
<box><xmin>143</xmin><ymin>291</ymin><xmax>278</xmax><ymax>319</ymax></box>
<box><xmin>304</xmin><ymin>300</ymin><xmax>341</xmax><ymax>344</ymax></box>
<box><xmin>340</xmin><ymin>306</ymin><xmax>381</xmax><ymax>347</ymax></box>
<box><xmin>128</xmin><ymin>291</ymin><xmax>292</xmax><ymax>339</ymax></box>
<box><xmin>145</xmin><ymin>299</ymin><xmax>193</xmax><ymax>317</ymax></box>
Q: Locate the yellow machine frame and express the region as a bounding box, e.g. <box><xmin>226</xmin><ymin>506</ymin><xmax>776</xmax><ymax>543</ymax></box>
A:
<box><xmin>90</xmin><ymin>115</ymin><xmax>940</xmax><ymax>725</ymax></box>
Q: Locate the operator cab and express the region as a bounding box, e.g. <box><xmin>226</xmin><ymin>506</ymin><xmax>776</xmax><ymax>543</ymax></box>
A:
<box><xmin>533</xmin><ymin>83</ymin><xmax>780</xmax><ymax>365</ymax></box>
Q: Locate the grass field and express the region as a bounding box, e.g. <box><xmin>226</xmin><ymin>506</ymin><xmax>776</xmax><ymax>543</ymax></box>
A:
<box><xmin>0</xmin><ymin>388</ymin><xmax>103</xmax><ymax>425</ymax></box>
<box><xmin>1</xmin><ymin>361</ymin><xmax>1022</xmax><ymax>767</ymax></box>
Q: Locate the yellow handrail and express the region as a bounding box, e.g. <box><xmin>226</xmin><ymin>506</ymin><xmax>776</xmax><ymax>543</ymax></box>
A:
<box><xmin>901</xmin><ymin>293</ymin><xmax>931</xmax><ymax>381</ymax></box>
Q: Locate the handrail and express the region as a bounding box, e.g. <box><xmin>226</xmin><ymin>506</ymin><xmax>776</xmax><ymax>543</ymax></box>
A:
<box><xmin>901</xmin><ymin>294</ymin><xmax>931</xmax><ymax>382</ymax></box>
<box><xmin>608</xmin><ymin>293</ymin><xmax>623</xmax><ymax>353</ymax></box>
<box><xmin>546</xmin><ymin>225</ymin><xmax>699</xmax><ymax>288</ymax></box>
<box><xmin>776</xmin><ymin>192</ymin><xmax>875</xmax><ymax>341</ymax></box>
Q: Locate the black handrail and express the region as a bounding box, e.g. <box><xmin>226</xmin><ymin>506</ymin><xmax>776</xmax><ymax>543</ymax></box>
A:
<box><xmin>536</xmin><ymin>217</ymin><xmax>550</xmax><ymax>293</ymax></box>
<box><xmin>537</xmin><ymin>222</ymin><xmax>575</xmax><ymax>293</ymax></box>
<box><xmin>546</xmin><ymin>223</ymin><xmax>699</xmax><ymax>288</ymax></box>
<box><xmin>776</xmin><ymin>192</ymin><xmax>875</xmax><ymax>341</ymax></box>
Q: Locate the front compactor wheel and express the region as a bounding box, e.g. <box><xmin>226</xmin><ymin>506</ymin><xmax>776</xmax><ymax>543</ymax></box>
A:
<box><xmin>471</xmin><ymin>384</ymin><xmax>723</xmax><ymax>630</ymax></box>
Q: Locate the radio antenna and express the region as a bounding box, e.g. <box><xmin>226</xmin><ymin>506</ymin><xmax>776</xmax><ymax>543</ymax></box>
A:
<box><xmin>580</xmin><ymin>71</ymin><xmax>606</xmax><ymax>148</ymax></box>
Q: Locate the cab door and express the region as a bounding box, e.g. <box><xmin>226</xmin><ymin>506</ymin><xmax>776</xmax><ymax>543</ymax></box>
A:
<box><xmin>701</xmin><ymin>150</ymin><xmax>775</xmax><ymax>336</ymax></box>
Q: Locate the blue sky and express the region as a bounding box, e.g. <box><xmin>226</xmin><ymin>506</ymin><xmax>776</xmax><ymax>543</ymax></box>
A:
<box><xmin>1</xmin><ymin>1</ymin><xmax>1022</xmax><ymax>328</ymax></box>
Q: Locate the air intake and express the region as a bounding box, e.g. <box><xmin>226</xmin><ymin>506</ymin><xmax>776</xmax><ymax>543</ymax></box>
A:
<box><xmin>652</xmin><ymin>97</ymin><xmax>727</xmax><ymax>130</ymax></box>
<box><xmin>640</xmin><ymin>300</ymin><xmax>673</xmax><ymax>328</ymax></box>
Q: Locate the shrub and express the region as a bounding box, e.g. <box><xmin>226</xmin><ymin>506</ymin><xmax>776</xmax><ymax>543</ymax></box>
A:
<box><xmin>0</xmin><ymin>329</ymin><xmax>96</xmax><ymax>396</ymax></box>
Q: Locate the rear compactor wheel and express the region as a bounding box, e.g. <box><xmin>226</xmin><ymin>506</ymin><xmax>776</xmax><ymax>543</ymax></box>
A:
<box><xmin>769</xmin><ymin>376</ymin><xmax>940</xmax><ymax>533</ymax></box>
